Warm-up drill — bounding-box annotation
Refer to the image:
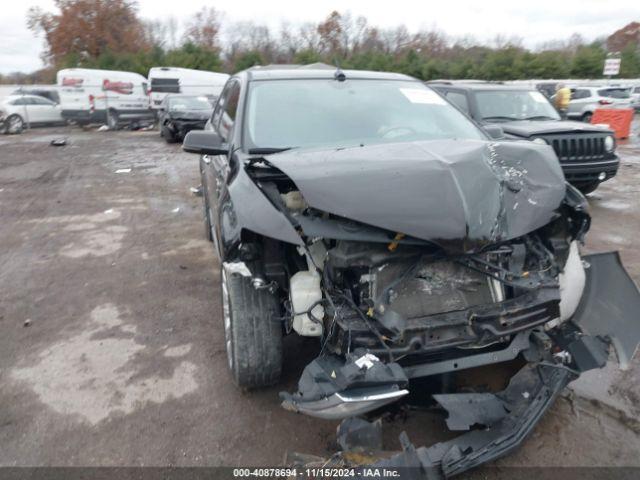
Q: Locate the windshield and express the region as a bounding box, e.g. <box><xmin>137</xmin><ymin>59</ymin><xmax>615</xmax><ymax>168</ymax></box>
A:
<box><xmin>475</xmin><ymin>90</ymin><xmax>560</xmax><ymax>122</ymax></box>
<box><xmin>168</xmin><ymin>96</ymin><xmax>211</xmax><ymax>111</ymax></box>
<box><xmin>244</xmin><ymin>79</ymin><xmax>485</xmax><ymax>150</ymax></box>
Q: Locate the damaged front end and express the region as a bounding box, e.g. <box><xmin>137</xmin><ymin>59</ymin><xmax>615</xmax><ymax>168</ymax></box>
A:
<box><xmin>235</xmin><ymin>140</ymin><xmax>640</xmax><ymax>476</ymax></box>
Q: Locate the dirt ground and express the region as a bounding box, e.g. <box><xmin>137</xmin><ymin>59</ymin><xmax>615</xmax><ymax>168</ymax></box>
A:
<box><xmin>0</xmin><ymin>125</ymin><xmax>639</xmax><ymax>470</ymax></box>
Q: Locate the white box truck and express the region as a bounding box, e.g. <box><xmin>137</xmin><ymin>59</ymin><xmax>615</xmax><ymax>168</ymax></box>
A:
<box><xmin>148</xmin><ymin>67</ymin><xmax>229</xmax><ymax>109</ymax></box>
<box><xmin>57</xmin><ymin>68</ymin><xmax>155</xmax><ymax>128</ymax></box>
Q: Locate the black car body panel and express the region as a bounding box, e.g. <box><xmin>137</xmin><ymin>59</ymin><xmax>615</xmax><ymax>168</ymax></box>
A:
<box><xmin>184</xmin><ymin>69</ymin><xmax>640</xmax><ymax>478</ymax></box>
<box><xmin>159</xmin><ymin>94</ymin><xmax>213</xmax><ymax>141</ymax></box>
<box><xmin>266</xmin><ymin>139</ymin><xmax>565</xmax><ymax>251</ymax></box>
<box><xmin>163</xmin><ymin>112</ymin><xmax>210</xmax><ymax>138</ymax></box>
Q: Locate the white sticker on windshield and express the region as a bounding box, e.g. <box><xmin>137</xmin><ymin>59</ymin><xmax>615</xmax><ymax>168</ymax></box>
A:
<box><xmin>529</xmin><ymin>91</ymin><xmax>548</xmax><ymax>103</ymax></box>
<box><xmin>400</xmin><ymin>88</ymin><xmax>447</xmax><ymax>105</ymax></box>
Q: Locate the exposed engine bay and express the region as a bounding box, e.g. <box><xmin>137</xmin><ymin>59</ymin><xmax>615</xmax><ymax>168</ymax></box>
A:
<box><xmin>215</xmin><ymin>140</ymin><xmax>640</xmax><ymax>478</ymax></box>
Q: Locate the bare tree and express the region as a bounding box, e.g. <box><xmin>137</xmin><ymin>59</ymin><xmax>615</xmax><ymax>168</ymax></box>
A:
<box><xmin>183</xmin><ymin>6</ymin><xmax>221</xmax><ymax>52</ymax></box>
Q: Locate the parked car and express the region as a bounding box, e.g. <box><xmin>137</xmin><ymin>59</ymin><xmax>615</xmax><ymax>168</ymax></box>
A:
<box><xmin>181</xmin><ymin>67</ymin><xmax>640</xmax><ymax>476</ymax></box>
<box><xmin>0</xmin><ymin>94</ymin><xmax>63</xmax><ymax>134</ymax></box>
<box><xmin>630</xmin><ymin>84</ymin><xmax>640</xmax><ymax>111</ymax></box>
<box><xmin>148</xmin><ymin>67</ymin><xmax>229</xmax><ymax>111</ymax></box>
<box><xmin>158</xmin><ymin>94</ymin><xmax>213</xmax><ymax>143</ymax></box>
<box><xmin>566</xmin><ymin>86</ymin><xmax>633</xmax><ymax>122</ymax></box>
<box><xmin>11</xmin><ymin>86</ymin><xmax>60</xmax><ymax>104</ymax></box>
<box><xmin>56</xmin><ymin>68</ymin><xmax>155</xmax><ymax>129</ymax></box>
<box><xmin>430</xmin><ymin>82</ymin><xmax>619</xmax><ymax>194</ymax></box>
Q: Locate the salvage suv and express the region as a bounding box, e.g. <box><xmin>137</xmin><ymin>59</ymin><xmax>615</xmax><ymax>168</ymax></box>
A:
<box><xmin>430</xmin><ymin>82</ymin><xmax>620</xmax><ymax>194</ymax></box>
<box><xmin>183</xmin><ymin>67</ymin><xmax>640</xmax><ymax>477</ymax></box>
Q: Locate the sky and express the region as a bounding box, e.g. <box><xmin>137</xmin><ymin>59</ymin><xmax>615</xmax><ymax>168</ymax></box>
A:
<box><xmin>1</xmin><ymin>0</ymin><xmax>639</xmax><ymax>74</ymax></box>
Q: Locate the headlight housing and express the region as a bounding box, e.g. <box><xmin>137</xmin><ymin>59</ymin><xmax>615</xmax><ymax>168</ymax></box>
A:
<box><xmin>531</xmin><ymin>137</ymin><xmax>547</xmax><ymax>145</ymax></box>
<box><xmin>604</xmin><ymin>135</ymin><xmax>615</xmax><ymax>152</ymax></box>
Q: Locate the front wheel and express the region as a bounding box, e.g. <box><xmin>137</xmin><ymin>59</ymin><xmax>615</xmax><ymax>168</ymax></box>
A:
<box><xmin>3</xmin><ymin>114</ymin><xmax>24</xmax><ymax>134</ymax></box>
<box><xmin>221</xmin><ymin>266</ymin><xmax>282</xmax><ymax>389</ymax></box>
<box><xmin>581</xmin><ymin>112</ymin><xmax>593</xmax><ymax>123</ymax></box>
<box><xmin>162</xmin><ymin>124</ymin><xmax>176</xmax><ymax>143</ymax></box>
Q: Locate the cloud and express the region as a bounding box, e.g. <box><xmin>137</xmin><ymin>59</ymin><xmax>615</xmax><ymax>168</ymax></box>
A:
<box><xmin>1</xmin><ymin>0</ymin><xmax>639</xmax><ymax>74</ymax></box>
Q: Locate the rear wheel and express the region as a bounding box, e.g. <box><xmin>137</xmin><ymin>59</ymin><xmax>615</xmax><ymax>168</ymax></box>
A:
<box><xmin>221</xmin><ymin>266</ymin><xmax>282</xmax><ymax>389</ymax></box>
<box><xmin>576</xmin><ymin>181</ymin><xmax>600</xmax><ymax>195</ymax></box>
<box><xmin>107</xmin><ymin>110</ymin><xmax>119</xmax><ymax>130</ymax></box>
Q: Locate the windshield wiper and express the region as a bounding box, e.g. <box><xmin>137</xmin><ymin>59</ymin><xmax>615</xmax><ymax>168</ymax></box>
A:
<box><xmin>247</xmin><ymin>147</ymin><xmax>295</xmax><ymax>155</ymax></box>
<box><xmin>482</xmin><ymin>116</ymin><xmax>518</xmax><ymax>122</ymax></box>
<box><xmin>523</xmin><ymin>115</ymin><xmax>557</xmax><ymax>121</ymax></box>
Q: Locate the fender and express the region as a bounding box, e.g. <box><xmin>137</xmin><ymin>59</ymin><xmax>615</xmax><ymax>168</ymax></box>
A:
<box><xmin>216</xmin><ymin>164</ymin><xmax>303</xmax><ymax>260</ymax></box>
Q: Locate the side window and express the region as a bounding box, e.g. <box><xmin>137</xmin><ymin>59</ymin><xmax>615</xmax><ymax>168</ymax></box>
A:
<box><xmin>211</xmin><ymin>84</ymin><xmax>230</xmax><ymax>131</ymax></box>
<box><xmin>31</xmin><ymin>97</ymin><xmax>53</xmax><ymax>105</ymax></box>
<box><xmin>11</xmin><ymin>98</ymin><xmax>27</xmax><ymax>105</ymax></box>
<box><xmin>572</xmin><ymin>89</ymin><xmax>590</xmax><ymax>100</ymax></box>
<box><xmin>445</xmin><ymin>91</ymin><xmax>469</xmax><ymax>113</ymax></box>
<box><xmin>216</xmin><ymin>81</ymin><xmax>241</xmax><ymax>143</ymax></box>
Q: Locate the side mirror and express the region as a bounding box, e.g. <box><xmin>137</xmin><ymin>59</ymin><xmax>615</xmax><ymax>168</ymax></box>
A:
<box><xmin>183</xmin><ymin>131</ymin><xmax>229</xmax><ymax>155</ymax></box>
<box><xmin>484</xmin><ymin>124</ymin><xmax>505</xmax><ymax>140</ymax></box>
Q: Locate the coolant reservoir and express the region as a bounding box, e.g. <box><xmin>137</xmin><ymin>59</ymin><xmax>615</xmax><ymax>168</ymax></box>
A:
<box><xmin>290</xmin><ymin>271</ymin><xmax>324</xmax><ymax>337</ymax></box>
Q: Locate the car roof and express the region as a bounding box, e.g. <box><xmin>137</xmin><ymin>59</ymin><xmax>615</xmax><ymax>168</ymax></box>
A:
<box><xmin>243</xmin><ymin>67</ymin><xmax>414</xmax><ymax>82</ymax></box>
<box><xmin>3</xmin><ymin>94</ymin><xmax>43</xmax><ymax>100</ymax></box>
<box><xmin>429</xmin><ymin>82</ymin><xmax>535</xmax><ymax>92</ymax></box>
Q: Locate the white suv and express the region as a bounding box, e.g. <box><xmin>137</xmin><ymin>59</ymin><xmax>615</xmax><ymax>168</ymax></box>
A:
<box><xmin>567</xmin><ymin>86</ymin><xmax>633</xmax><ymax>122</ymax></box>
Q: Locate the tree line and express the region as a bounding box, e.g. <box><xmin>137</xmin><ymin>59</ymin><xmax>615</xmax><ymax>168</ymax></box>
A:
<box><xmin>2</xmin><ymin>0</ymin><xmax>639</xmax><ymax>84</ymax></box>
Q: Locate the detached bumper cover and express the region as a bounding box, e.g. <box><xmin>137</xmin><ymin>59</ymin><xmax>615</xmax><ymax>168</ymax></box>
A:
<box><xmin>572</xmin><ymin>252</ymin><xmax>640</xmax><ymax>368</ymax></box>
<box><xmin>374</xmin><ymin>363</ymin><xmax>575</xmax><ymax>478</ymax></box>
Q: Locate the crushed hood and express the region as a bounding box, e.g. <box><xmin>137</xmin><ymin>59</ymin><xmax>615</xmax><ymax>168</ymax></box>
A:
<box><xmin>266</xmin><ymin>139</ymin><xmax>566</xmax><ymax>249</ymax></box>
<box><xmin>497</xmin><ymin>120</ymin><xmax>612</xmax><ymax>137</ymax></box>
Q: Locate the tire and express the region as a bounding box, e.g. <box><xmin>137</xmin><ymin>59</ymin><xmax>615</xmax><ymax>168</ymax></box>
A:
<box><xmin>221</xmin><ymin>266</ymin><xmax>282</xmax><ymax>389</ymax></box>
<box><xmin>107</xmin><ymin>110</ymin><xmax>119</xmax><ymax>130</ymax></box>
<box><xmin>581</xmin><ymin>112</ymin><xmax>593</xmax><ymax>123</ymax></box>
<box><xmin>4</xmin><ymin>114</ymin><xmax>24</xmax><ymax>134</ymax></box>
<box><xmin>576</xmin><ymin>181</ymin><xmax>599</xmax><ymax>195</ymax></box>
<box><xmin>162</xmin><ymin>124</ymin><xmax>176</xmax><ymax>143</ymax></box>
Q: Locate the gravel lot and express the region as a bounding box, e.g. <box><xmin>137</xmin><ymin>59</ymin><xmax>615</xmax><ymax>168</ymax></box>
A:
<box><xmin>0</xmin><ymin>125</ymin><xmax>638</xmax><ymax>470</ymax></box>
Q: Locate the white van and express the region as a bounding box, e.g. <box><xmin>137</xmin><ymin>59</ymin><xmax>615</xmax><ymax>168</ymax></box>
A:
<box><xmin>148</xmin><ymin>67</ymin><xmax>229</xmax><ymax>109</ymax></box>
<box><xmin>57</xmin><ymin>68</ymin><xmax>154</xmax><ymax>128</ymax></box>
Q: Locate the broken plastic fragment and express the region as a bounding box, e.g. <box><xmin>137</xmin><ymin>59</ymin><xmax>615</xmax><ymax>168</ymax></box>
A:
<box><xmin>337</xmin><ymin>417</ymin><xmax>383</xmax><ymax>452</ymax></box>
<box><xmin>433</xmin><ymin>392</ymin><xmax>509</xmax><ymax>431</ymax></box>
<box><xmin>355</xmin><ymin>353</ymin><xmax>379</xmax><ymax>370</ymax></box>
